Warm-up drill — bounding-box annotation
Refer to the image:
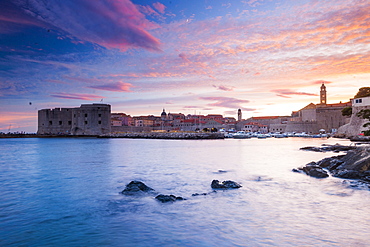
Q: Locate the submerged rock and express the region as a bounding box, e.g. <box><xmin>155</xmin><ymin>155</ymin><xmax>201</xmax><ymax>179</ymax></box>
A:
<box><xmin>211</xmin><ymin>180</ymin><xmax>242</xmax><ymax>189</ymax></box>
<box><xmin>155</xmin><ymin>194</ymin><xmax>185</xmax><ymax>203</ymax></box>
<box><xmin>121</xmin><ymin>181</ymin><xmax>155</xmax><ymax>195</ymax></box>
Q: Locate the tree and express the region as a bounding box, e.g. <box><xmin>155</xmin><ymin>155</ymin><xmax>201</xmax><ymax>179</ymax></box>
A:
<box><xmin>356</xmin><ymin>109</ymin><xmax>370</xmax><ymax>136</ymax></box>
<box><xmin>341</xmin><ymin>106</ymin><xmax>352</xmax><ymax>116</ymax></box>
<box><xmin>354</xmin><ymin>87</ymin><xmax>370</xmax><ymax>99</ymax></box>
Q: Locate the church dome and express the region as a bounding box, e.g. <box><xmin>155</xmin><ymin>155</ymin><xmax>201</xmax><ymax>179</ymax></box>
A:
<box><xmin>161</xmin><ymin>108</ymin><xmax>167</xmax><ymax>116</ymax></box>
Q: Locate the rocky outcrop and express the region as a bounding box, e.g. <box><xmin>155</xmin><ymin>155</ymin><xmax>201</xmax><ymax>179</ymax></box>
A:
<box><xmin>295</xmin><ymin>162</ymin><xmax>329</xmax><ymax>178</ymax></box>
<box><xmin>294</xmin><ymin>146</ymin><xmax>370</xmax><ymax>188</ymax></box>
<box><xmin>211</xmin><ymin>180</ymin><xmax>242</xmax><ymax>189</ymax></box>
<box><xmin>121</xmin><ymin>181</ymin><xmax>155</xmax><ymax>195</ymax></box>
<box><xmin>155</xmin><ymin>194</ymin><xmax>186</xmax><ymax>203</ymax></box>
<box><xmin>300</xmin><ymin>144</ymin><xmax>357</xmax><ymax>153</ymax></box>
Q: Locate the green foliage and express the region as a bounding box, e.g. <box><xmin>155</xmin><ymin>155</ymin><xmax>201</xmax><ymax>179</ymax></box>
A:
<box><xmin>357</xmin><ymin>109</ymin><xmax>370</xmax><ymax>135</ymax></box>
<box><xmin>356</xmin><ymin>109</ymin><xmax>370</xmax><ymax>120</ymax></box>
<box><xmin>354</xmin><ymin>87</ymin><xmax>370</xmax><ymax>99</ymax></box>
<box><xmin>362</xmin><ymin>130</ymin><xmax>370</xmax><ymax>136</ymax></box>
<box><xmin>341</xmin><ymin>106</ymin><xmax>352</xmax><ymax>116</ymax></box>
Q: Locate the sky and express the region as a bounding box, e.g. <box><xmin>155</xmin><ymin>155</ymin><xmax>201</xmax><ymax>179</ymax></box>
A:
<box><xmin>1</xmin><ymin>0</ymin><xmax>369</xmax><ymax>132</ymax></box>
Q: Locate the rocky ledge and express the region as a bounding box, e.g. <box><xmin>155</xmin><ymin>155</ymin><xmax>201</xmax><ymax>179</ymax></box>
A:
<box><xmin>300</xmin><ymin>143</ymin><xmax>357</xmax><ymax>153</ymax></box>
<box><xmin>101</xmin><ymin>132</ymin><xmax>224</xmax><ymax>139</ymax></box>
<box><xmin>294</xmin><ymin>146</ymin><xmax>370</xmax><ymax>188</ymax></box>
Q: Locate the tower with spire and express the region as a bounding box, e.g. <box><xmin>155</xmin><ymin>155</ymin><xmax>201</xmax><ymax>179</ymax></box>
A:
<box><xmin>237</xmin><ymin>109</ymin><xmax>242</xmax><ymax>121</ymax></box>
<box><xmin>320</xmin><ymin>83</ymin><xmax>327</xmax><ymax>105</ymax></box>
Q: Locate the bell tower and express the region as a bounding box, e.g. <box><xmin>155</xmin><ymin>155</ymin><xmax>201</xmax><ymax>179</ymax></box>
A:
<box><xmin>320</xmin><ymin>83</ymin><xmax>327</xmax><ymax>105</ymax></box>
<box><xmin>237</xmin><ymin>109</ymin><xmax>242</xmax><ymax>121</ymax></box>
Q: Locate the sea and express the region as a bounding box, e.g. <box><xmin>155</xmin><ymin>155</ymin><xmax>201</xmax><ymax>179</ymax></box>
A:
<box><xmin>0</xmin><ymin>137</ymin><xmax>369</xmax><ymax>246</ymax></box>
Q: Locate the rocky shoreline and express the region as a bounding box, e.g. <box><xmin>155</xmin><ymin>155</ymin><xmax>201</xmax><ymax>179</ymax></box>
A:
<box><xmin>294</xmin><ymin>144</ymin><xmax>370</xmax><ymax>189</ymax></box>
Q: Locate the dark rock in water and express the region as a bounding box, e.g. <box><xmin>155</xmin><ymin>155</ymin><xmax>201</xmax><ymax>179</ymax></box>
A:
<box><xmin>121</xmin><ymin>181</ymin><xmax>155</xmax><ymax>195</ymax></box>
<box><xmin>211</xmin><ymin>180</ymin><xmax>242</xmax><ymax>189</ymax></box>
<box><xmin>297</xmin><ymin>161</ymin><xmax>329</xmax><ymax>178</ymax></box>
<box><xmin>292</xmin><ymin>168</ymin><xmax>301</xmax><ymax>173</ymax></box>
<box><xmin>192</xmin><ymin>192</ymin><xmax>208</xmax><ymax>196</ymax></box>
<box><xmin>295</xmin><ymin>146</ymin><xmax>370</xmax><ymax>188</ymax></box>
<box><xmin>307</xmin><ymin>167</ymin><xmax>329</xmax><ymax>178</ymax></box>
<box><xmin>155</xmin><ymin>194</ymin><xmax>185</xmax><ymax>203</ymax></box>
<box><xmin>192</xmin><ymin>191</ymin><xmax>217</xmax><ymax>196</ymax></box>
<box><xmin>334</xmin><ymin>170</ymin><xmax>362</xmax><ymax>179</ymax></box>
<box><xmin>300</xmin><ymin>144</ymin><xmax>356</xmax><ymax>153</ymax></box>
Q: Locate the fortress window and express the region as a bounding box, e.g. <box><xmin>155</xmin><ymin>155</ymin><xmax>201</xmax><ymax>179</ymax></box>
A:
<box><xmin>68</xmin><ymin>121</ymin><xmax>72</xmax><ymax>125</ymax></box>
<box><xmin>85</xmin><ymin>114</ymin><xmax>88</xmax><ymax>117</ymax></box>
<box><xmin>49</xmin><ymin>121</ymin><xmax>52</xmax><ymax>125</ymax></box>
<box><xmin>98</xmin><ymin>121</ymin><xmax>101</xmax><ymax>124</ymax></box>
<box><xmin>59</xmin><ymin>121</ymin><xmax>62</xmax><ymax>125</ymax></box>
<box><xmin>74</xmin><ymin>114</ymin><xmax>76</xmax><ymax>118</ymax></box>
<box><xmin>85</xmin><ymin>121</ymin><xmax>88</xmax><ymax>125</ymax></box>
<box><xmin>98</xmin><ymin>114</ymin><xmax>101</xmax><ymax>117</ymax></box>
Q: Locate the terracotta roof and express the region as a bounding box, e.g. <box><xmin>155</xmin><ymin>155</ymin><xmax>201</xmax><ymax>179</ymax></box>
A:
<box><xmin>301</xmin><ymin>103</ymin><xmax>317</xmax><ymax>110</ymax></box>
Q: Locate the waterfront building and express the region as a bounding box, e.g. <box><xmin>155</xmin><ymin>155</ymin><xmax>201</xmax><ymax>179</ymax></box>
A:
<box><xmin>111</xmin><ymin>113</ymin><xmax>133</xmax><ymax>126</ymax></box>
<box><xmin>241</xmin><ymin>122</ymin><xmax>268</xmax><ymax>133</ymax></box>
<box><xmin>286</xmin><ymin>84</ymin><xmax>351</xmax><ymax>133</ymax></box>
<box><xmin>38</xmin><ymin>104</ymin><xmax>111</xmax><ymax>135</ymax></box>
<box><xmin>337</xmin><ymin>95</ymin><xmax>370</xmax><ymax>136</ymax></box>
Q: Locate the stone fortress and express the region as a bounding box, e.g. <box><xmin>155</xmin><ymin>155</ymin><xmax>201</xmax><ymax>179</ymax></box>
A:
<box><xmin>38</xmin><ymin>104</ymin><xmax>111</xmax><ymax>135</ymax></box>
<box><xmin>38</xmin><ymin>84</ymin><xmax>359</xmax><ymax>136</ymax></box>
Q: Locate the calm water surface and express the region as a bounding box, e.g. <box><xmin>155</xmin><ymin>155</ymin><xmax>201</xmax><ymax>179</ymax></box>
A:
<box><xmin>0</xmin><ymin>137</ymin><xmax>369</xmax><ymax>246</ymax></box>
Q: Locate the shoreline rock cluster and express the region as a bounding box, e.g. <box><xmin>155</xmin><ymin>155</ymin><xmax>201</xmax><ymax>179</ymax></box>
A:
<box><xmin>299</xmin><ymin>144</ymin><xmax>357</xmax><ymax>153</ymax></box>
<box><xmin>120</xmin><ymin>179</ymin><xmax>242</xmax><ymax>203</ymax></box>
<box><xmin>103</xmin><ymin>132</ymin><xmax>224</xmax><ymax>139</ymax></box>
<box><xmin>294</xmin><ymin>146</ymin><xmax>370</xmax><ymax>188</ymax></box>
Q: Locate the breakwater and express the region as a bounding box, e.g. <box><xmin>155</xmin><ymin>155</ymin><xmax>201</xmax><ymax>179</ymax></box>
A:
<box><xmin>102</xmin><ymin>132</ymin><xmax>224</xmax><ymax>139</ymax></box>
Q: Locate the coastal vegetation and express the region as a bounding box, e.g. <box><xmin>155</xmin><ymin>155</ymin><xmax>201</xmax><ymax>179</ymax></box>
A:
<box><xmin>354</xmin><ymin>87</ymin><xmax>370</xmax><ymax>98</ymax></box>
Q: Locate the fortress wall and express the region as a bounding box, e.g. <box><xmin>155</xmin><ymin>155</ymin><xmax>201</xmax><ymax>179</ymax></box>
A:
<box><xmin>285</xmin><ymin>121</ymin><xmax>319</xmax><ymax>134</ymax></box>
<box><xmin>37</xmin><ymin>108</ymin><xmax>73</xmax><ymax>134</ymax></box>
<box><xmin>71</xmin><ymin>104</ymin><xmax>111</xmax><ymax>135</ymax></box>
<box><xmin>315</xmin><ymin>107</ymin><xmax>350</xmax><ymax>132</ymax></box>
<box><xmin>38</xmin><ymin>104</ymin><xmax>111</xmax><ymax>135</ymax></box>
<box><xmin>269</xmin><ymin>124</ymin><xmax>287</xmax><ymax>133</ymax></box>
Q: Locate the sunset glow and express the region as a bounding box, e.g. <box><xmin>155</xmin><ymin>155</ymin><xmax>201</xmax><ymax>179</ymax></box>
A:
<box><xmin>1</xmin><ymin>0</ymin><xmax>369</xmax><ymax>132</ymax></box>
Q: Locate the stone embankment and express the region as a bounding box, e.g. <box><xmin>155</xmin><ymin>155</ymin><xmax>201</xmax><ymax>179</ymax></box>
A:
<box><xmin>294</xmin><ymin>145</ymin><xmax>370</xmax><ymax>188</ymax></box>
<box><xmin>102</xmin><ymin>132</ymin><xmax>224</xmax><ymax>139</ymax></box>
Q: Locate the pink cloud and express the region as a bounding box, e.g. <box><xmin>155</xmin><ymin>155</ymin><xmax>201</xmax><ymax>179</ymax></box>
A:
<box><xmin>312</xmin><ymin>80</ymin><xmax>333</xmax><ymax>85</ymax></box>
<box><xmin>183</xmin><ymin>106</ymin><xmax>201</xmax><ymax>109</ymax></box>
<box><xmin>200</xmin><ymin>96</ymin><xmax>255</xmax><ymax>111</ymax></box>
<box><xmin>179</xmin><ymin>53</ymin><xmax>191</xmax><ymax>63</ymax></box>
<box><xmin>50</xmin><ymin>93</ymin><xmax>104</xmax><ymax>100</ymax></box>
<box><xmin>88</xmin><ymin>82</ymin><xmax>133</xmax><ymax>92</ymax></box>
<box><xmin>153</xmin><ymin>2</ymin><xmax>166</xmax><ymax>14</ymax></box>
<box><xmin>12</xmin><ymin>0</ymin><xmax>161</xmax><ymax>51</ymax></box>
<box><xmin>213</xmin><ymin>85</ymin><xmax>234</xmax><ymax>91</ymax></box>
<box><xmin>271</xmin><ymin>89</ymin><xmax>318</xmax><ymax>98</ymax></box>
